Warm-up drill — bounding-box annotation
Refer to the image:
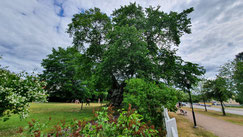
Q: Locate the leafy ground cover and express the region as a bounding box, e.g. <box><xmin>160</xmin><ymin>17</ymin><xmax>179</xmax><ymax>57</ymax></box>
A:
<box><xmin>169</xmin><ymin>112</ymin><xmax>217</xmax><ymax>137</ymax></box>
<box><xmin>183</xmin><ymin>107</ymin><xmax>243</xmax><ymax>126</ymax></box>
<box><xmin>0</xmin><ymin>103</ymin><xmax>102</xmax><ymax>137</ymax></box>
<box><xmin>23</xmin><ymin>104</ymin><xmax>159</xmax><ymax>136</ymax></box>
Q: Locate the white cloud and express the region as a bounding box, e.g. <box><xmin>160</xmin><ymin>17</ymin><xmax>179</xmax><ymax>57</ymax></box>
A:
<box><xmin>177</xmin><ymin>0</ymin><xmax>243</xmax><ymax>78</ymax></box>
<box><xmin>0</xmin><ymin>0</ymin><xmax>72</xmax><ymax>73</ymax></box>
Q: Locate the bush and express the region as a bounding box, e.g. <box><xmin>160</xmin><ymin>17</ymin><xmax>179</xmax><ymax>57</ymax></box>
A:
<box><xmin>21</xmin><ymin>105</ymin><xmax>158</xmax><ymax>137</ymax></box>
<box><xmin>123</xmin><ymin>78</ymin><xmax>178</xmax><ymax>128</ymax></box>
<box><xmin>0</xmin><ymin>67</ymin><xmax>48</xmax><ymax>121</ymax></box>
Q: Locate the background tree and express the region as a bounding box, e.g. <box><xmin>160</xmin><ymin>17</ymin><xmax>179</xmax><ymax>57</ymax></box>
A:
<box><xmin>41</xmin><ymin>47</ymin><xmax>90</xmax><ymax>108</ymax></box>
<box><xmin>219</xmin><ymin>52</ymin><xmax>243</xmax><ymax>104</ymax></box>
<box><xmin>176</xmin><ymin>90</ymin><xmax>188</xmax><ymax>103</ymax></box>
<box><xmin>204</xmin><ymin>76</ymin><xmax>234</xmax><ymax>116</ymax></box>
<box><xmin>0</xmin><ymin>61</ymin><xmax>47</xmax><ymax>121</ymax></box>
<box><xmin>234</xmin><ymin>52</ymin><xmax>243</xmax><ymax>104</ymax></box>
<box><xmin>67</xmin><ymin>3</ymin><xmax>205</xmax><ymax>106</ymax></box>
<box><xmin>193</xmin><ymin>79</ymin><xmax>211</xmax><ymax>111</ymax></box>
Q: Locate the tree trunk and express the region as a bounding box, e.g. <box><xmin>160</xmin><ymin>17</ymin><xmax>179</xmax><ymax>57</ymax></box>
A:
<box><xmin>81</xmin><ymin>101</ymin><xmax>83</xmax><ymax>110</ymax></box>
<box><xmin>188</xmin><ymin>90</ymin><xmax>197</xmax><ymax>127</ymax></box>
<box><xmin>109</xmin><ymin>75</ymin><xmax>125</xmax><ymax>107</ymax></box>
<box><xmin>203</xmin><ymin>98</ymin><xmax>207</xmax><ymax>112</ymax></box>
<box><xmin>110</xmin><ymin>86</ymin><xmax>124</xmax><ymax>107</ymax></box>
<box><xmin>220</xmin><ymin>101</ymin><xmax>226</xmax><ymax>116</ymax></box>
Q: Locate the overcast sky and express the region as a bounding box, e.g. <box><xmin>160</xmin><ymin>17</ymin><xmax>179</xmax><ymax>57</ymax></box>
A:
<box><xmin>0</xmin><ymin>0</ymin><xmax>242</xmax><ymax>78</ymax></box>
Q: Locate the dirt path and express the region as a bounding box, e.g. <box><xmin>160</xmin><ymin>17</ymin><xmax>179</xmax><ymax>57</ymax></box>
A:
<box><xmin>185</xmin><ymin>110</ymin><xmax>243</xmax><ymax>137</ymax></box>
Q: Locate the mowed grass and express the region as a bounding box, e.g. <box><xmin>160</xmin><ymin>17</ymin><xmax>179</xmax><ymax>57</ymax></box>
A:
<box><xmin>183</xmin><ymin>107</ymin><xmax>243</xmax><ymax>126</ymax></box>
<box><xmin>225</xmin><ymin>106</ymin><xmax>243</xmax><ymax>109</ymax></box>
<box><xmin>169</xmin><ymin>112</ymin><xmax>217</xmax><ymax>137</ymax></box>
<box><xmin>0</xmin><ymin>103</ymin><xmax>103</xmax><ymax>137</ymax></box>
<box><xmin>212</xmin><ymin>105</ymin><xmax>243</xmax><ymax>109</ymax></box>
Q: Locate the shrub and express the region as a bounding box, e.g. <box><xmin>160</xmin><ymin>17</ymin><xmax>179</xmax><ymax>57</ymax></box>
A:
<box><xmin>0</xmin><ymin>67</ymin><xmax>48</xmax><ymax>121</ymax></box>
<box><xmin>123</xmin><ymin>78</ymin><xmax>178</xmax><ymax>128</ymax></box>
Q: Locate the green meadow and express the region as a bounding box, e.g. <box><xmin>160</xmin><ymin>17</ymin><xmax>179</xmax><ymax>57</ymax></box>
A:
<box><xmin>0</xmin><ymin>103</ymin><xmax>102</xmax><ymax>137</ymax></box>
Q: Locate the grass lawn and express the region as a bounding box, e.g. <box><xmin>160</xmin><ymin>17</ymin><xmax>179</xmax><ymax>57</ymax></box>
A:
<box><xmin>227</xmin><ymin>105</ymin><xmax>243</xmax><ymax>108</ymax></box>
<box><xmin>225</xmin><ymin>106</ymin><xmax>243</xmax><ymax>109</ymax></box>
<box><xmin>211</xmin><ymin>105</ymin><xmax>243</xmax><ymax>109</ymax></box>
<box><xmin>169</xmin><ymin>112</ymin><xmax>217</xmax><ymax>137</ymax></box>
<box><xmin>183</xmin><ymin>107</ymin><xmax>243</xmax><ymax>126</ymax></box>
<box><xmin>0</xmin><ymin>103</ymin><xmax>103</xmax><ymax>137</ymax></box>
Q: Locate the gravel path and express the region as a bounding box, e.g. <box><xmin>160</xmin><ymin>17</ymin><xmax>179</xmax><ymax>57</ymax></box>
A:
<box><xmin>191</xmin><ymin>105</ymin><xmax>243</xmax><ymax>116</ymax></box>
<box><xmin>185</xmin><ymin>110</ymin><xmax>243</xmax><ymax>137</ymax></box>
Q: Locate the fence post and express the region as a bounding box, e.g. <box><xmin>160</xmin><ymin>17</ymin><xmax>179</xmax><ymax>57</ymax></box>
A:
<box><xmin>163</xmin><ymin>107</ymin><xmax>178</xmax><ymax>137</ymax></box>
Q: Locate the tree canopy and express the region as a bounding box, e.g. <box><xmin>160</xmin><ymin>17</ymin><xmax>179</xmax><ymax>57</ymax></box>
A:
<box><xmin>41</xmin><ymin>47</ymin><xmax>90</xmax><ymax>102</ymax></box>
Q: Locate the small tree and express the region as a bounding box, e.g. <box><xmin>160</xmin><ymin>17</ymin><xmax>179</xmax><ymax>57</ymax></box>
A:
<box><xmin>193</xmin><ymin>79</ymin><xmax>211</xmax><ymax>111</ymax></box>
<box><xmin>204</xmin><ymin>76</ymin><xmax>234</xmax><ymax>116</ymax></box>
<box><xmin>199</xmin><ymin>94</ymin><xmax>209</xmax><ymax>112</ymax></box>
<box><xmin>0</xmin><ymin>66</ymin><xmax>47</xmax><ymax>121</ymax></box>
<box><xmin>175</xmin><ymin>62</ymin><xmax>205</xmax><ymax>127</ymax></box>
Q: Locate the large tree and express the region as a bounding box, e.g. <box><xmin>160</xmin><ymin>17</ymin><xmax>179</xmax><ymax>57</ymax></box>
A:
<box><xmin>66</xmin><ymin>3</ymin><xmax>204</xmax><ymax>106</ymax></box>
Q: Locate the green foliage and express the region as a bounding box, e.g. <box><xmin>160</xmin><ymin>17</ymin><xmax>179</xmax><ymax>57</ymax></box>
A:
<box><xmin>176</xmin><ymin>90</ymin><xmax>188</xmax><ymax>102</ymax></box>
<box><xmin>123</xmin><ymin>78</ymin><xmax>178</xmax><ymax>128</ymax></box>
<box><xmin>218</xmin><ymin>52</ymin><xmax>243</xmax><ymax>104</ymax></box>
<box><xmin>204</xmin><ymin>76</ymin><xmax>234</xmax><ymax>115</ymax></box>
<box><xmin>176</xmin><ymin>90</ymin><xmax>201</xmax><ymax>103</ymax></box>
<box><xmin>193</xmin><ymin>79</ymin><xmax>211</xmax><ymax>103</ymax></box>
<box><xmin>67</xmin><ymin>7</ymin><xmax>111</xmax><ymax>59</ymax></box>
<box><xmin>175</xmin><ymin>62</ymin><xmax>206</xmax><ymax>91</ymax></box>
<box><xmin>234</xmin><ymin>52</ymin><xmax>243</xmax><ymax>104</ymax></box>
<box><xmin>41</xmin><ymin>47</ymin><xmax>91</xmax><ymax>102</ymax></box>
<box><xmin>24</xmin><ymin>118</ymin><xmax>51</xmax><ymax>137</ymax></box>
<box><xmin>22</xmin><ymin>106</ymin><xmax>158</xmax><ymax>137</ymax></box>
<box><xmin>190</xmin><ymin>94</ymin><xmax>201</xmax><ymax>103</ymax></box>
<box><xmin>204</xmin><ymin>76</ymin><xmax>233</xmax><ymax>102</ymax></box>
<box><xmin>0</xmin><ymin>67</ymin><xmax>47</xmax><ymax>121</ymax></box>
